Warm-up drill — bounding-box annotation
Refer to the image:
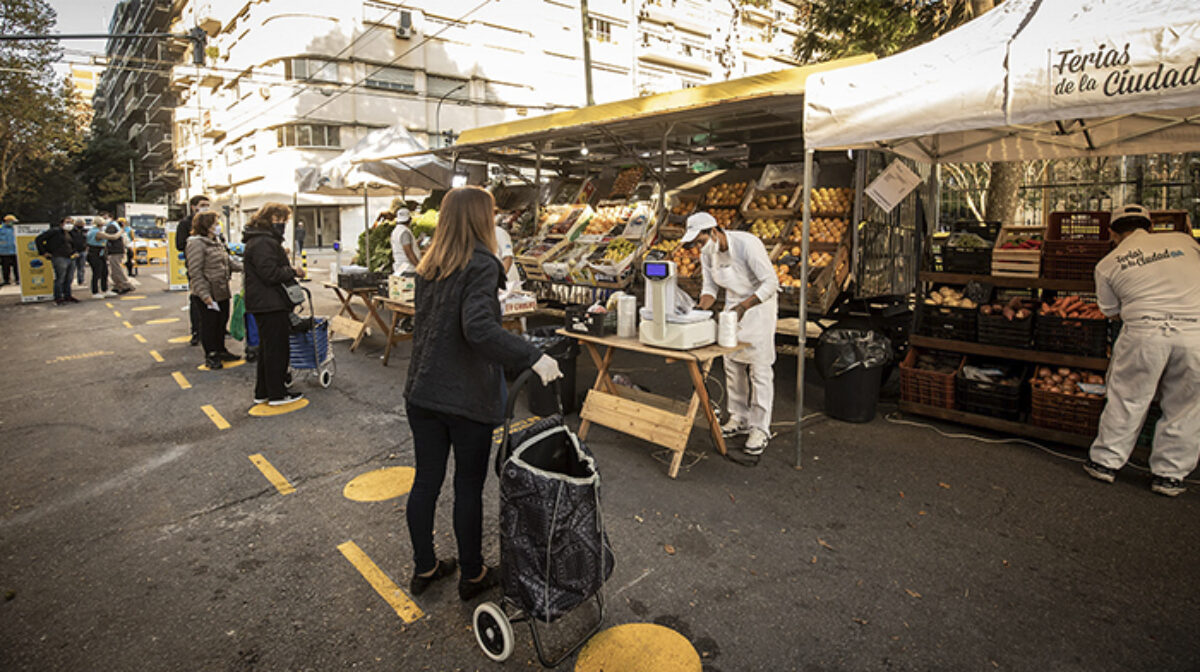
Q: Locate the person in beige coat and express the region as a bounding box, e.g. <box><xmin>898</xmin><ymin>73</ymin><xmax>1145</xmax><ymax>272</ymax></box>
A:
<box><xmin>186</xmin><ymin>212</ymin><xmax>243</xmax><ymax>369</ymax></box>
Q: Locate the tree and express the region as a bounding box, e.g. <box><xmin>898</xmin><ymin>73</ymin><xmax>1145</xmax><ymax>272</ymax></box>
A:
<box><xmin>796</xmin><ymin>0</ymin><xmax>1025</xmax><ymax>225</ymax></box>
<box><xmin>77</xmin><ymin>120</ymin><xmax>138</xmax><ymax>212</ymax></box>
<box><xmin>0</xmin><ymin>0</ymin><xmax>84</xmax><ymax>214</ymax></box>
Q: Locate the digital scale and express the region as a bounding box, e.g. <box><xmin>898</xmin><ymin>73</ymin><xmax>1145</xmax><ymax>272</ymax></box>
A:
<box><xmin>638</xmin><ymin>260</ymin><xmax>715</xmax><ymax>350</ymax></box>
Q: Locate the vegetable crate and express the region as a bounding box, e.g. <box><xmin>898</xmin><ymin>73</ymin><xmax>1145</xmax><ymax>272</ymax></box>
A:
<box><xmin>1149</xmin><ymin>210</ymin><xmax>1191</xmax><ymax>233</ymax></box>
<box><xmin>1030</xmin><ymin>383</ymin><xmax>1105</xmax><ymax>437</ymax></box>
<box><xmin>955</xmin><ymin>361</ymin><xmax>1028</xmax><ymax>421</ymax></box>
<box><xmin>740</xmin><ymin>182</ymin><xmax>802</xmax><ymax>218</ymax></box>
<box><xmin>991</xmin><ymin>225</ymin><xmax>1044</xmax><ymax>278</ymax></box>
<box><xmin>899</xmin><ymin>348</ymin><xmax>965</xmax><ymax>409</ymax></box>
<box><xmin>942</xmin><ymin>245</ymin><xmax>993</xmax><ymax>274</ymax></box>
<box><xmin>915</xmin><ymin>303</ymin><xmax>977</xmax><ymax>342</ymax></box>
<box><xmin>1034</xmin><ymin>314</ymin><xmax>1109</xmax><ymax>358</ymax></box>
<box><xmin>1043</xmin><ymin>211</ymin><xmax>1112</xmax><ymax>281</ymax></box>
<box><xmin>977</xmin><ymin>310</ymin><xmax>1034</xmax><ymax>348</ymax></box>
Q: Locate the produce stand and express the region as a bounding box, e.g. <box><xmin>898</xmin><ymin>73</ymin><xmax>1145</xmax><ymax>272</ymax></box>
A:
<box><xmin>371</xmin><ymin>296</ymin><xmax>535</xmax><ymax>367</ymax></box>
<box><xmin>559</xmin><ymin>330</ymin><xmax>746</xmax><ymax>479</ymax></box>
<box><xmin>802</xmin><ymin>0</ymin><xmax>1200</xmax><ymax>459</ymax></box>
<box><xmin>324</xmin><ymin>282</ymin><xmax>389</xmax><ymax>347</ymax></box>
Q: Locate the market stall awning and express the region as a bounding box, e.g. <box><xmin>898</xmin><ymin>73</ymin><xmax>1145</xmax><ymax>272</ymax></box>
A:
<box><xmin>296</xmin><ymin>125</ymin><xmax>451</xmax><ymax>195</ymax></box>
<box><xmin>445</xmin><ymin>54</ymin><xmax>875</xmax><ymax>166</ymax></box>
<box><xmin>804</xmin><ymin>0</ymin><xmax>1200</xmax><ymax>162</ymax></box>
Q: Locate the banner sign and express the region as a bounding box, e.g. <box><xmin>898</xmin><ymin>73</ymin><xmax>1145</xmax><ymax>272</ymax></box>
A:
<box><xmin>1048</xmin><ymin>41</ymin><xmax>1200</xmax><ymax>107</ymax></box>
<box><xmin>166</xmin><ymin>228</ymin><xmax>188</xmax><ymax>291</ymax></box>
<box><xmin>15</xmin><ymin>224</ymin><xmax>52</xmax><ymax>303</ymax></box>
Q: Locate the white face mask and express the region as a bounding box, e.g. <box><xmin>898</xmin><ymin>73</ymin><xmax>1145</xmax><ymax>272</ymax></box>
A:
<box><xmin>63</xmin><ymin>224</ymin><xmax>74</xmax><ymax>231</ymax></box>
<box><xmin>701</xmin><ymin>235</ymin><xmax>719</xmax><ymax>256</ymax></box>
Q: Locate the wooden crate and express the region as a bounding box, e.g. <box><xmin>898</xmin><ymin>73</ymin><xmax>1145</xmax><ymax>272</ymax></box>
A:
<box><xmin>740</xmin><ymin>182</ymin><xmax>802</xmax><ymax>218</ymax></box>
<box><xmin>1149</xmin><ymin>210</ymin><xmax>1192</xmax><ymax>233</ymax></box>
<box><xmin>991</xmin><ymin>225</ymin><xmax>1045</xmax><ymax>278</ymax></box>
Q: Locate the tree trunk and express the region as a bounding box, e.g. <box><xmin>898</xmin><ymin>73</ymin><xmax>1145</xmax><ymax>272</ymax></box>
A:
<box><xmin>986</xmin><ymin>162</ymin><xmax>1023</xmax><ymax>226</ymax></box>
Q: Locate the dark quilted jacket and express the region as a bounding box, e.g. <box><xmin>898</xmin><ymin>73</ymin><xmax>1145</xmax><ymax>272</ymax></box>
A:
<box><xmin>405</xmin><ymin>243</ymin><xmax>541</xmax><ymax>425</ymax></box>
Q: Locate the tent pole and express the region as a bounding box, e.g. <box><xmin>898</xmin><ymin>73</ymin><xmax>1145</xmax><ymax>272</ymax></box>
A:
<box><xmin>291</xmin><ymin>192</ymin><xmax>298</xmax><ymax>260</ymax></box>
<box><xmin>797</xmin><ymin>150</ymin><xmax>813</xmax><ymax>470</ymax></box>
<box><xmin>534</xmin><ymin>144</ymin><xmax>543</xmax><ymax>227</ymax></box>
<box><xmin>364</xmin><ymin>188</ymin><xmax>371</xmax><ymax>271</ymax></box>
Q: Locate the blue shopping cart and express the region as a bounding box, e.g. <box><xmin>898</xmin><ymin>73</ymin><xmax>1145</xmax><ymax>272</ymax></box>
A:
<box><xmin>287</xmin><ymin>286</ymin><xmax>335</xmax><ymax>389</ymax></box>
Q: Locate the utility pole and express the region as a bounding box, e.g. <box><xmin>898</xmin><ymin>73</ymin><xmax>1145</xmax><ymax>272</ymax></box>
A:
<box><xmin>129</xmin><ymin>158</ymin><xmax>137</xmax><ymax>202</ymax></box>
<box><xmin>580</xmin><ymin>0</ymin><xmax>595</xmax><ymax>106</ymax></box>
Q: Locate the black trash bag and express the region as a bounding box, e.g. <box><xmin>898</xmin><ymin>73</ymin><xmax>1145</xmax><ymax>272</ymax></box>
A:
<box><xmin>816</xmin><ymin>329</ymin><xmax>892</xmax><ymax>378</ymax></box>
<box><xmin>523</xmin><ymin>327</ymin><xmax>579</xmax><ymax>359</ymax></box>
<box><xmin>498</xmin><ymin>415</ymin><xmax>614</xmax><ymax>623</ymax></box>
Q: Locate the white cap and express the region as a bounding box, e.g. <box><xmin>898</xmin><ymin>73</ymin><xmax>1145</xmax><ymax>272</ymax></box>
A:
<box><xmin>680</xmin><ymin>212</ymin><xmax>718</xmax><ymax>244</ymax></box>
<box><xmin>1110</xmin><ymin>203</ymin><xmax>1151</xmax><ymax>225</ymax></box>
<box><xmin>396</xmin><ymin>208</ymin><xmax>412</xmax><ymax>223</ymax></box>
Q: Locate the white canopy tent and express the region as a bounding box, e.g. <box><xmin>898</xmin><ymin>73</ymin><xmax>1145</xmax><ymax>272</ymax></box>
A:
<box><xmin>791</xmin><ymin>0</ymin><xmax>1200</xmax><ymax>467</ymax></box>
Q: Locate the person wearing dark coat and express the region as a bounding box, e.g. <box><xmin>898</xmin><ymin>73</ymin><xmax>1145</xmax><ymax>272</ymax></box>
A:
<box><xmin>35</xmin><ymin>218</ymin><xmax>78</xmax><ymax>304</ymax></box>
<box><xmin>242</xmin><ymin>202</ymin><xmax>303</xmax><ymax>406</ymax></box>
<box><xmin>402</xmin><ymin>186</ymin><xmax>562</xmax><ymax>603</ymax></box>
<box><xmin>67</xmin><ymin>219</ymin><xmax>87</xmax><ymax>286</ymax></box>
<box><xmin>178</xmin><ymin>195</ymin><xmax>211</xmax><ymax>345</ymax></box>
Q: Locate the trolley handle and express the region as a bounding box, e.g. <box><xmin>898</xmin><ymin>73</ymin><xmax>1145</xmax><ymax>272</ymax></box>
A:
<box><xmin>495</xmin><ymin>367</ymin><xmax>564</xmax><ymax>477</ymax></box>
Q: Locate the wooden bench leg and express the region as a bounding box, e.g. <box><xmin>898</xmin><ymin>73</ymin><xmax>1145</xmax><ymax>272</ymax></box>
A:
<box><xmin>687</xmin><ymin>359</ymin><xmax>725</xmax><ymax>456</ymax></box>
<box><xmin>381</xmin><ymin>309</ymin><xmax>402</xmax><ymax>366</ymax></box>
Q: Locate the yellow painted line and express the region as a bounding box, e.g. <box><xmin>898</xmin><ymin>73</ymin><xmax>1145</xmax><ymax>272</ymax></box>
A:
<box><xmin>133</xmin><ymin>333</ymin><xmax>147</xmax><ymax>343</ymax></box>
<box><xmin>171</xmin><ymin>371</ymin><xmax>191</xmax><ymax>390</ymax></box>
<box><xmin>122</xmin><ymin>321</ymin><xmax>132</xmax><ymax>329</ymax></box>
<box><xmin>146</xmin><ymin>317</ymin><xmax>180</xmax><ymax>325</ymax></box>
<box><xmin>105</xmin><ymin>302</ymin><xmax>114</xmax><ymax>308</ymax></box>
<box><xmin>248</xmin><ymin>453</ymin><xmax>296</xmax><ymax>495</ymax></box>
<box><xmin>45</xmin><ymin>350</ymin><xmax>114</xmax><ymax>364</ymax></box>
<box><xmin>113</xmin><ymin>310</ymin><xmax>122</xmax><ymax>318</ymax></box>
<box><xmin>337</xmin><ymin>541</ymin><xmax>424</xmax><ymax>623</ymax></box>
<box><xmin>200</xmin><ymin>404</ymin><xmax>230</xmax><ymax>430</ymax></box>
<box><xmin>149</xmin><ymin>350</ymin><xmax>164</xmax><ymax>362</ymax></box>
<box><xmin>119</xmin><ymin>295</ymin><xmax>146</xmax><ymax>300</ymax></box>
<box><xmin>131</xmin><ymin>305</ymin><xmax>161</xmax><ymax>311</ymax></box>
<box><xmin>168</xmin><ymin>335</ymin><xmax>191</xmax><ymax>344</ymax></box>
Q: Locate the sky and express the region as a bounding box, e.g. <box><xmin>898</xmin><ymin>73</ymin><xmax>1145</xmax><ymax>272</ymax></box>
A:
<box><xmin>47</xmin><ymin>0</ymin><xmax>120</xmax><ymax>71</ymax></box>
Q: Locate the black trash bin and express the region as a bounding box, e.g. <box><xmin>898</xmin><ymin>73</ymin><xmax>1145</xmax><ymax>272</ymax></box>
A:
<box><xmin>523</xmin><ymin>328</ymin><xmax>579</xmax><ymax>416</ymax></box>
<box><xmin>814</xmin><ymin>329</ymin><xmax>892</xmax><ymax>423</ymax></box>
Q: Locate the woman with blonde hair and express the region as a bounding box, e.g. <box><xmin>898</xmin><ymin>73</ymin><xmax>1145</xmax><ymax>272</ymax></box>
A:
<box><xmin>186</xmin><ymin>212</ymin><xmax>242</xmax><ymax>369</ymax></box>
<box><xmin>243</xmin><ymin>203</ymin><xmax>305</xmax><ymax>405</ymax></box>
<box><xmin>403</xmin><ymin>186</ymin><xmax>562</xmax><ymax>601</ymax></box>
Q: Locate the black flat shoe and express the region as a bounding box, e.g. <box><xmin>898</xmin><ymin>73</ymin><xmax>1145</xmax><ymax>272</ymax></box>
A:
<box><xmin>409</xmin><ymin>557</ymin><xmax>457</xmax><ymax>596</ymax></box>
<box><xmin>458</xmin><ymin>565</ymin><xmax>500</xmax><ymax>602</ymax></box>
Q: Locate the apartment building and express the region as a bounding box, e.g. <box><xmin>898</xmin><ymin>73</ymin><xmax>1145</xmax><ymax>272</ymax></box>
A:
<box><xmin>98</xmin><ymin>0</ymin><xmax>806</xmax><ymax>248</ymax></box>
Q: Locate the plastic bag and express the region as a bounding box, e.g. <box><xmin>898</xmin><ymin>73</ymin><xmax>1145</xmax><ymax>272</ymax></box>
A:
<box><xmin>816</xmin><ymin>329</ymin><xmax>892</xmax><ymax>377</ymax></box>
<box><xmin>230</xmin><ymin>292</ymin><xmax>246</xmax><ymax>341</ymax></box>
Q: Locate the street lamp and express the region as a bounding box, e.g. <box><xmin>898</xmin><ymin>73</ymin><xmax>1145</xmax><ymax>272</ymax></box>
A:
<box><xmin>434</xmin><ymin>82</ymin><xmax>468</xmax><ymax>148</ymax></box>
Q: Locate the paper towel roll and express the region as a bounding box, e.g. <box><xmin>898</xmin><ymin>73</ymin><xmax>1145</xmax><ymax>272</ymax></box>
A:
<box><xmin>617</xmin><ymin>295</ymin><xmax>638</xmax><ymax>338</ymax></box>
<box><xmin>718</xmin><ymin>311</ymin><xmax>738</xmax><ymax>347</ymax></box>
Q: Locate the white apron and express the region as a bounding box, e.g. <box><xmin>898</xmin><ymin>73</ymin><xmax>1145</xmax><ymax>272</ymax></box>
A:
<box><xmin>711</xmin><ymin>261</ymin><xmax>777</xmax><ymax>366</ymax></box>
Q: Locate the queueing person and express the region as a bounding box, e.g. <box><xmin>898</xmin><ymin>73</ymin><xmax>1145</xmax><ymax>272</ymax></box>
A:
<box><xmin>35</xmin><ymin>218</ymin><xmax>78</xmax><ymax>305</ymax></box>
<box><xmin>681</xmin><ymin>211</ymin><xmax>779</xmax><ymax>456</ymax></box>
<box><xmin>95</xmin><ymin>211</ymin><xmax>135</xmax><ymax>294</ymax></box>
<box><xmin>85</xmin><ymin>217</ymin><xmax>113</xmax><ymax>298</ymax></box>
<box><xmin>1084</xmin><ymin>204</ymin><xmax>1200</xmax><ymax>497</ymax></box>
<box><xmin>390</xmin><ymin>209</ymin><xmax>420</xmax><ymax>275</ymax></box>
<box><xmin>185</xmin><ymin>212</ymin><xmax>242</xmax><ymax>370</ymax></box>
<box><xmin>403</xmin><ymin>186</ymin><xmax>562</xmax><ymax>601</ymax></box>
<box><xmin>1</xmin><ymin>214</ymin><xmax>18</xmax><ymax>286</ymax></box>
<box><xmin>120</xmin><ymin>218</ymin><xmax>137</xmax><ymax>277</ymax></box>
<box><xmin>178</xmin><ymin>195</ymin><xmax>211</xmax><ymax>346</ymax></box>
<box><xmin>243</xmin><ymin>203</ymin><xmax>305</xmax><ymax>406</ymax></box>
<box><xmin>67</xmin><ymin>218</ymin><xmax>87</xmax><ymax>287</ymax></box>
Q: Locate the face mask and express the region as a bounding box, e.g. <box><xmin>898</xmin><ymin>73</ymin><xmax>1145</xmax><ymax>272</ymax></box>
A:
<box><xmin>273</xmin><ymin>222</ymin><xmax>286</xmax><ymax>237</ymax></box>
<box><xmin>63</xmin><ymin>224</ymin><xmax>74</xmax><ymax>231</ymax></box>
<box><xmin>701</xmin><ymin>235</ymin><xmax>719</xmax><ymax>256</ymax></box>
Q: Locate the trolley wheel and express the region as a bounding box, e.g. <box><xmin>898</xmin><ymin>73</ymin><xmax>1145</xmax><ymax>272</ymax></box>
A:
<box><xmin>319</xmin><ymin>369</ymin><xmax>333</xmax><ymax>389</ymax></box>
<box><xmin>473</xmin><ymin>601</ymin><xmax>514</xmax><ymax>662</ymax></box>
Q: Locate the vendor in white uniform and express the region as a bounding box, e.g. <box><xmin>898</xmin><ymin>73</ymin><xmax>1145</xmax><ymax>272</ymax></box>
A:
<box><xmin>1084</xmin><ymin>204</ymin><xmax>1200</xmax><ymax>497</ymax></box>
<box><xmin>681</xmin><ymin>212</ymin><xmax>779</xmax><ymax>456</ymax></box>
<box><xmin>390</xmin><ymin>208</ymin><xmax>419</xmax><ymax>275</ymax></box>
<box><xmin>494</xmin><ymin>215</ymin><xmax>521</xmax><ymax>291</ymax></box>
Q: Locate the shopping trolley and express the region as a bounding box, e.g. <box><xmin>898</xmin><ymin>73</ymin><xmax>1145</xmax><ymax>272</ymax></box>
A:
<box><xmin>287</xmin><ymin>286</ymin><xmax>334</xmax><ymax>389</ymax></box>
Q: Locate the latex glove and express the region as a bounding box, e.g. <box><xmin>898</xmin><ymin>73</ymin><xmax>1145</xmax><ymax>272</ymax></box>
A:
<box><xmin>206</xmin><ymin>300</ymin><xmax>219</xmax><ymax>311</ymax></box>
<box><xmin>532</xmin><ymin>354</ymin><xmax>563</xmax><ymax>386</ymax></box>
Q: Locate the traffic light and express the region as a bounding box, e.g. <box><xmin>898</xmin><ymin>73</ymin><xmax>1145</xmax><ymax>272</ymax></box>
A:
<box><xmin>189</xmin><ymin>27</ymin><xmax>207</xmax><ymax>65</ymax></box>
<box><xmin>442</xmin><ymin>129</ymin><xmax>457</xmax><ymax>147</ymax></box>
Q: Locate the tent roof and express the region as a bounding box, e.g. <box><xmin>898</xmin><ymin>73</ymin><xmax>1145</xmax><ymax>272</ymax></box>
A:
<box><xmin>447</xmin><ymin>55</ymin><xmax>874</xmax><ymax>166</ymax></box>
<box><xmin>296</xmin><ymin>125</ymin><xmax>447</xmax><ymax>194</ymax></box>
<box><xmin>804</xmin><ymin>0</ymin><xmax>1200</xmax><ymax>163</ymax></box>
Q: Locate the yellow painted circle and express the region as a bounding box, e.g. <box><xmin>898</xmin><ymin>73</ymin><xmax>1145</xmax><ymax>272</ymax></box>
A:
<box><xmin>248</xmin><ymin>398</ymin><xmax>310</xmax><ymax>416</ymax></box>
<box><xmin>575</xmin><ymin>624</ymin><xmax>701</xmax><ymax>672</ymax></box>
<box><xmin>197</xmin><ymin>359</ymin><xmax>246</xmax><ymax>371</ymax></box>
<box><xmin>343</xmin><ymin>467</ymin><xmax>416</xmax><ymax>502</ymax></box>
<box><xmin>168</xmin><ymin>335</ymin><xmax>191</xmax><ymax>343</ymax></box>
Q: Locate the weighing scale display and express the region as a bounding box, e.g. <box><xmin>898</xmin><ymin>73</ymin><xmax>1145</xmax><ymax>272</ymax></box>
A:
<box><xmin>644</xmin><ymin>262</ymin><xmax>670</xmax><ymax>278</ymax></box>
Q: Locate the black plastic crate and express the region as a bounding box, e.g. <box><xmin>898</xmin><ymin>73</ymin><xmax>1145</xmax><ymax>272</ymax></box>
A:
<box><xmin>956</xmin><ymin>362</ymin><xmax>1027</xmax><ymax>420</ymax></box>
<box><xmin>942</xmin><ymin>246</ymin><xmax>993</xmax><ymax>274</ymax></box>
<box><xmin>977</xmin><ymin>311</ymin><xmax>1034</xmax><ymax>347</ymax></box>
<box><xmin>1035</xmin><ymin>314</ymin><xmax>1108</xmax><ymax>357</ymax></box>
<box><xmin>338</xmin><ymin>271</ymin><xmax>385</xmax><ymax>290</ymax></box>
<box><xmin>951</xmin><ymin>220</ymin><xmax>1002</xmax><ymax>240</ymax></box>
<box><xmin>915</xmin><ymin>303</ymin><xmax>977</xmax><ymax>342</ymax></box>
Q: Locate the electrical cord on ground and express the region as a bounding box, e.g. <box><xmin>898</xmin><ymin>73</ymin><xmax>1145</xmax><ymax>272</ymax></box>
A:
<box><xmin>883</xmin><ymin>412</ymin><xmax>1200</xmax><ymax>485</ymax></box>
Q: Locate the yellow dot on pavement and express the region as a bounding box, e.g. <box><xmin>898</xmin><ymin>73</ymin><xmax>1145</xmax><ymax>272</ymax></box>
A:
<box><xmin>575</xmin><ymin>624</ymin><xmax>701</xmax><ymax>672</ymax></box>
<box><xmin>197</xmin><ymin>359</ymin><xmax>246</xmax><ymax>371</ymax></box>
<box><xmin>248</xmin><ymin>398</ymin><xmax>309</xmax><ymax>416</ymax></box>
<box><xmin>343</xmin><ymin>467</ymin><xmax>416</xmax><ymax>502</ymax></box>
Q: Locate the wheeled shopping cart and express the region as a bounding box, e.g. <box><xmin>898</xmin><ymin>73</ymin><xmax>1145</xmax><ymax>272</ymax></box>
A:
<box><xmin>472</xmin><ymin>370</ymin><xmax>614</xmax><ymax>667</ymax></box>
<box><xmin>287</xmin><ymin>286</ymin><xmax>334</xmax><ymax>389</ymax></box>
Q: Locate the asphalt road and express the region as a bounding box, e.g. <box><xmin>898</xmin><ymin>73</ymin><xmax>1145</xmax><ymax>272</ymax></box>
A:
<box><xmin>1</xmin><ymin>266</ymin><xmax>1197</xmax><ymax>672</ymax></box>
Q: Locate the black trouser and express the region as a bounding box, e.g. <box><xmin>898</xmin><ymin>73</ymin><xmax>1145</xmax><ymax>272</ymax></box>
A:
<box><xmin>189</xmin><ymin>295</ymin><xmax>203</xmax><ymax>337</ymax></box>
<box><xmin>125</xmin><ymin>248</ymin><xmax>135</xmax><ymax>276</ymax></box>
<box><xmin>87</xmin><ymin>249</ymin><xmax>108</xmax><ymax>293</ymax></box>
<box><xmin>405</xmin><ymin>401</ymin><xmax>495</xmax><ymax>578</ymax></box>
<box><xmin>253</xmin><ymin>310</ymin><xmax>291</xmax><ymax>400</ymax></box>
<box><xmin>198</xmin><ymin>297</ymin><xmax>230</xmax><ymax>357</ymax></box>
<box><xmin>1</xmin><ymin>254</ymin><xmax>17</xmax><ymax>283</ymax></box>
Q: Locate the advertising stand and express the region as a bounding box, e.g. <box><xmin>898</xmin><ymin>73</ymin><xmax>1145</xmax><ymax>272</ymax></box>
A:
<box><xmin>15</xmin><ymin>224</ymin><xmax>52</xmax><ymax>303</ymax></box>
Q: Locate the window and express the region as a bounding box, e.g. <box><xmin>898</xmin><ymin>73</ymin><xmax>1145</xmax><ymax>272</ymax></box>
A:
<box><xmin>276</xmin><ymin>124</ymin><xmax>341</xmax><ymax>148</ymax></box>
<box><xmin>365</xmin><ymin>65</ymin><xmax>416</xmax><ymax>93</ymax></box>
<box><xmin>427</xmin><ymin>75</ymin><xmax>469</xmax><ymax>101</ymax></box>
<box><xmin>588</xmin><ymin>17</ymin><xmax>613</xmax><ymax>43</ymax></box>
<box><xmin>285</xmin><ymin>57</ymin><xmax>339</xmax><ymax>84</ymax></box>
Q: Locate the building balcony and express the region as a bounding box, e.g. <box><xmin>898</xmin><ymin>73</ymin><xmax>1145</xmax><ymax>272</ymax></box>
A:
<box><xmin>638</xmin><ymin>44</ymin><xmax>713</xmax><ymax>75</ymax></box>
<box><xmin>640</xmin><ymin>2</ymin><xmax>714</xmax><ymax>35</ymax></box>
<box><xmin>169</xmin><ymin>65</ymin><xmax>196</xmax><ymax>91</ymax></box>
<box><xmin>201</xmin><ymin>110</ymin><xmax>225</xmax><ymax>139</ymax></box>
<box><xmin>740</xmin><ymin>3</ymin><xmax>774</xmax><ymax>24</ymax></box>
